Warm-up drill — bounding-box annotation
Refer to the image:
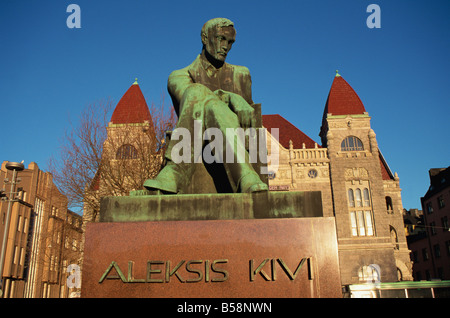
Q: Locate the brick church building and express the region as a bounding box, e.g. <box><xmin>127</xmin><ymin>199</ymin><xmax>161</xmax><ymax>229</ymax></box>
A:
<box><xmin>89</xmin><ymin>71</ymin><xmax>412</xmax><ymax>291</ymax></box>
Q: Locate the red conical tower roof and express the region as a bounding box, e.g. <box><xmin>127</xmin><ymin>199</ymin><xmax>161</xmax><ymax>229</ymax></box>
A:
<box><xmin>110</xmin><ymin>79</ymin><xmax>152</xmax><ymax>125</ymax></box>
<box><xmin>323</xmin><ymin>71</ymin><xmax>366</xmax><ymax>117</ymax></box>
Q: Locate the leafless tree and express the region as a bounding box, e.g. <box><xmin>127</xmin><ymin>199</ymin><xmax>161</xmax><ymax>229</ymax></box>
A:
<box><xmin>48</xmin><ymin>97</ymin><xmax>176</xmax><ymax>222</ymax></box>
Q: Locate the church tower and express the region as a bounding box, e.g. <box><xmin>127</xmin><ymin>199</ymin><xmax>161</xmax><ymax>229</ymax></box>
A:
<box><xmin>102</xmin><ymin>79</ymin><xmax>160</xmax><ymax>196</ymax></box>
<box><xmin>320</xmin><ymin>72</ymin><xmax>413</xmax><ymax>285</ymax></box>
<box><xmin>83</xmin><ymin>79</ymin><xmax>160</xmax><ymax>223</ymax></box>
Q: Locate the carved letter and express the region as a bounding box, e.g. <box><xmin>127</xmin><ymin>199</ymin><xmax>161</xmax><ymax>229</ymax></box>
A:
<box><xmin>127</xmin><ymin>261</ymin><xmax>145</xmax><ymax>283</ymax></box>
<box><xmin>211</xmin><ymin>259</ymin><xmax>229</xmax><ymax>282</ymax></box>
<box><xmin>277</xmin><ymin>258</ymin><xmax>307</xmax><ymax>280</ymax></box>
<box><xmin>186</xmin><ymin>260</ymin><xmax>203</xmax><ymax>283</ymax></box>
<box><xmin>249</xmin><ymin>259</ymin><xmax>271</xmax><ymax>281</ymax></box>
<box><xmin>165</xmin><ymin>260</ymin><xmax>185</xmax><ymax>283</ymax></box>
<box><xmin>205</xmin><ymin>260</ymin><xmax>210</xmax><ymax>282</ymax></box>
<box><xmin>99</xmin><ymin>261</ymin><xmax>127</xmax><ymax>283</ymax></box>
<box><xmin>147</xmin><ymin>261</ymin><xmax>164</xmax><ymax>283</ymax></box>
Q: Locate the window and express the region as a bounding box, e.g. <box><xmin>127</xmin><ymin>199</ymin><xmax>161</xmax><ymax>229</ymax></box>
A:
<box><xmin>363</xmin><ymin>188</ymin><xmax>370</xmax><ymax>207</ymax></box>
<box><xmin>348</xmin><ymin>189</ymin><xmax>355</xmax><ymax>207</ymax></box>
<box><xmin>390</xmin><ymin>226</ymin><xmax>399</xmax><ymax>249</ymax></box>
<box><xmin>358</xmin><ymin>265</ymin><xmax>380</xmax><ymax>283</ymax></box>
<box><xmin>422</xmin><ymin>248</ymin><xmax>429</xmax><ymax>261</ymax></box>
<box><xmin>347</xmin><ymin>181</ymin><xmax>374</xmax><ymax>237</ymax></box>
<box><xmin>23</xmin><ymin>217</ymin><xmax>28</xmax><ymax>234</ymax></box>
<box><xmin>13</xmin><ymin>246</ymin><xmax>19</xmax><ymax>264</ymax></box>
<box><xmin>355</xmin><ymin>188</ymin><xmax>362</xmax><ymax>207</ymax></box>
<box><xmin>430</xmin><ymin>222</ymin><xmax>436</xmax><ymax>235</ymax></box>
<box><xmin>116</xmin><ymin>144</ymin><xmax>138</xmax><ymax>159</ymax></box>
<box><xmin>438</xmin><ymin>195</ymin><xmax>445</xmax><ymax>208</ymax></box>
<box><xmin>412</xmin><ymin>251</ymin><xmax>419</xmax><ymax>263</ymax></box>
<box><xmin>442</xmin><ymin>216</ymin><xmax>449</xmax><ymax>232</ymax></box>
<box><xmin>17</xmin><ymin>215</ymin><xmax>23</xmax><ymax>232</ymax></box>
<box><xmin>19</xmin><ymin>247</ymin><xmax>25</xmax><ymax>266</ymax></box>
<box><xmin>18</xmin><ymin>189</ymin><xmax>27</xmax><ymax>202</ymax></box>
<box><xmin>308</xmin><ymin>169</ymin><xmax>318</xmax><ymax>178</ymax></box>
<box><xmin>350</xmin><ymin>209</ymin><xmax>375</xmax><ymax>237</ymax></box>
<box><xmin>386</xmin><ymin>196</ymin><xmax>393</xmax><ymax>214</ymax></box>
<box><xmin>437</xmin><ymin>267</ymin><xmax>444</xmax><ymax>280</ymax></box>
<box><xmin>426</xmin><ymin>202</ymin><xmax>433</xmax><ymax>214</ymax></box>
<box><xmin>434</xmin><ymin>244</ymin><xmax>441</xmax><ymax>258</ymax></box>
<box><xmin>341</xmin><ymin>136</ymin><xmax>364</xmax><ymax>151</ymax></box>
<box><xmin>35</xmin><ymin>198</ymin><xmax>45</xmax><ymax>215</ymax></box>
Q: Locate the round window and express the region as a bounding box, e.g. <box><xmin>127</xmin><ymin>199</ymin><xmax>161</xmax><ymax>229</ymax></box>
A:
<box><xmin>308</xmin><ymin>169</ymin><xmax>318</xmax><ymax>178</ymax></box>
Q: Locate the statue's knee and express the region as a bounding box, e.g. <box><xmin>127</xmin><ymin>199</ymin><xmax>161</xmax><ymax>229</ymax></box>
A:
<box><xmin>182</xmin><ymin>84</ymin><xmax>213</xmax><ymax>102</ymax></box>
<box><xmin>205</xmin><ymin>100</ymin><xmax>239</xmax><ymax>126</ymax></box>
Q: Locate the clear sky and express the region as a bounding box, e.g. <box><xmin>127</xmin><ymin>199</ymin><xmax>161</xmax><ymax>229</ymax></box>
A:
<box><xmin>0</xmin><ymin>0</ymin><xmax>449</xmax><ymax>210</ymax></box>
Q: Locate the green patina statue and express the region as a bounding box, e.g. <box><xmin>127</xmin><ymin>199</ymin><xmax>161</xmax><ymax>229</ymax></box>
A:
<box><xmin>143</xmin><ymin>18</ymin><xmax>268</xmax><ymax>194</ymax></box>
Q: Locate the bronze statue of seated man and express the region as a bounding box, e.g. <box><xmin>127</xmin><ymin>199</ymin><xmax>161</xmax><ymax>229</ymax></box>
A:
<box><xmin>144</xmin><ymin>18</ymin><xmax>268</xmax><ymax>194</ymax></box>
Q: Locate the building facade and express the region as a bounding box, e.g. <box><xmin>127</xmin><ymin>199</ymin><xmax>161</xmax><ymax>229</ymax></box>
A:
<box><xmin>408</xmin><ymin>167</ymin><xmax>450</xmax><ymax>280</ymax></box>
<box><xmin>0</xmin><ymin>161</ymin><xmax>83</xmax><ymax>298</ymax></box>
<box><xmin>263</xmin><ymin>72</ymin><xmax>413</xmax><ymax>287</ymax></box>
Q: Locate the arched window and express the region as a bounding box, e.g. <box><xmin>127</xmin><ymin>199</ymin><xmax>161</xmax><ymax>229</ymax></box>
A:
<box><xmin>348</xmin><ymin>189</ymin><xmax>355</xmax><ymax>207</ymax></box>
<box><xmin>347</xmin><ymin>182</ymin><xmax>375</xmax><ymax>237</ymax></box>
<box><xmin>355</xmin><ymin>188</ymin><xmax>362</xmax><ymax>207</ymax></box>
<box><xmin>341</xmin><ymin>136</ymin><xmax>364</xmax><ymax>151</ymax></box>
<box><xmin>390</xmin><ymin>226</ymin><xmax>399</xmax><ymax>249</ymax></box>
<box><xmin>363</xmin><ymin>188</ymin><xmax>371</xmax><ymax>207</ymax></box>
<box><xmin>116</xmin><ymin>144</ymin><xmax>138</xmax><ymax>159</ymax></box>
<box><xmin>358</xmin><ymin>265</ymin><xmax>380</xmax><ymax>283</ymax></box>
<box><xmin>386</xmin><ymin>196</ymin><xmax>393</xmax><ymax>213</ymax></box>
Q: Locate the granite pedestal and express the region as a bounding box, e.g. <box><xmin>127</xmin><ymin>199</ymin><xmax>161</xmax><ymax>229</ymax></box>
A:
<box><xmin>81</xmin><ymin>191</ymin><xmax>342</xmax><ymax>298</ymax></box>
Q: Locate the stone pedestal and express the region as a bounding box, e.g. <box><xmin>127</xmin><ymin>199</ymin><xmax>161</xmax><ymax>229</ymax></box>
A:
<box><xmin>81</xmin><ymin>191</ymin><xmax>342</xmax><ymax>298</ymax></box>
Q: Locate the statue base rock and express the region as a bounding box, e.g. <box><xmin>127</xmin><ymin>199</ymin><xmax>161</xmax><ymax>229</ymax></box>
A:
<box><xmin>81</xmin><ymin>191</ymin><xmax>342</xmax><ymax>298</ymax></box>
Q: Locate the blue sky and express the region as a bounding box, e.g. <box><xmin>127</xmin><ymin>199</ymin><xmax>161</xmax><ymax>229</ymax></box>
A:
<box><xmin>0</xmin><ymin>0</ymin><xmax>449</xmax><ymax>210</ymax></box>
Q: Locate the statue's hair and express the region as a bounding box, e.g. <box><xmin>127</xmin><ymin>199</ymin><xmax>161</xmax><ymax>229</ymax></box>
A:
<box><xmin>201</xmin><ymin>18</ymin><xmax>234</xmax><ymax>38</ymax></box>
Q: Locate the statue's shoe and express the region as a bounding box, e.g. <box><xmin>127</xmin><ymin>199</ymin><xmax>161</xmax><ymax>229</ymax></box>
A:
<box><xmin>143</xmin><ymin>177</ymin><xmax>178</xmax><ymax>194</ymax></box>
<box><xmin>247</xmin><ymin>182</ymin><xmax>268</xmax><ymax>193</ymax></box>
<box><xmin>238</xmin><ymin>172</ymin><xmax>268</xmax><ymax>193</ymax></box>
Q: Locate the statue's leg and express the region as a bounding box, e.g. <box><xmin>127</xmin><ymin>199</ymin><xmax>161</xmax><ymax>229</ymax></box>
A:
<box><xmin>204</xmin><ymin>100</ymin><xmax>268</xmax><ymax>193</ymax></box>
<box><xmin>143</xmin><ymin>84</ymin><xmax>217</xmax><ymax>193</ymax></box>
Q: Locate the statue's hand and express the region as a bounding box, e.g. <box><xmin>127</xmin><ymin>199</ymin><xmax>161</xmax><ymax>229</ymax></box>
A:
<box><xmin>234</xmin><ymin>104</ymin><xmax>254</xmax><ymax>130</ymax></box>
<box><xmin>215</xmin><ymin>89</ymin><xmax>255</xmax><ymax>129</ymax></box>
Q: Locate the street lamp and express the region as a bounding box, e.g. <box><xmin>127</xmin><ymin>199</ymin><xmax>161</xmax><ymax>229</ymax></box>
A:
<box><xmin>0</xmin><ymin>161</ymin><xmax>24</xmax><ymax>297</ymax></box>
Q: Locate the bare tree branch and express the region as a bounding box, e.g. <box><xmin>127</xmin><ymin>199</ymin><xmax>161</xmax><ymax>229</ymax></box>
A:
<box><xmin>48</xmin><ymin>97</ymin><xmax>176</xmax><ymax>221</ymax></box>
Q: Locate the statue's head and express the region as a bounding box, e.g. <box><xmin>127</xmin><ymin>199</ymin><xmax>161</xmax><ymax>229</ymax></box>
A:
<box><xmin>201</xmin><ymin>18</ymin><xmax>236</xmax><ymax>64</ymax></box>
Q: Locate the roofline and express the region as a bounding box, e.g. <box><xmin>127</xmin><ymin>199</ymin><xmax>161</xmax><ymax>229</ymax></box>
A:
<box><xmin>326</xmin><ymin>113</ymin><xmax>370</xmax><ymax>119</ymax></box>
<box><xmin>379</xmin><ymin>150</ymin><xmax>395</xmax><ymax>180</ymax></box>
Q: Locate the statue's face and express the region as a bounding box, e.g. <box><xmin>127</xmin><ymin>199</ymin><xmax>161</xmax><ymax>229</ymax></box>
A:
<box><xmin>203</xmin><ymin>25</ymin><xmax>236</xmax><ymax>63</ymax></box>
